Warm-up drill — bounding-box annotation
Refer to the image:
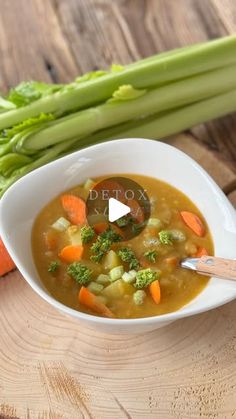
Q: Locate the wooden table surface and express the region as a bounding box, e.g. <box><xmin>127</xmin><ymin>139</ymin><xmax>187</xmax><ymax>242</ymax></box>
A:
<box><xmin>0</xmin><ymin>1</ymin><xmax>236</xmax><ymax>418</ymax></box>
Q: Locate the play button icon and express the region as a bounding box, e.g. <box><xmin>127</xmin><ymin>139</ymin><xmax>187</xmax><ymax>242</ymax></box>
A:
<box><xmin>108</xmin><ymin>198</ymin><xmax>130</xmax><ymax>223</ymax></box>
<box><xmin>86</xmin><ymin>176</ymin><xmax>150</xmax><ymax>240</ymax></box>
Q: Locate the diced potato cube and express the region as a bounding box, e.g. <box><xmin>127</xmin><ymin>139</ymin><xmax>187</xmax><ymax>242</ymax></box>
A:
<box><xmin>67</xmin><ymin>226</ymin><xmax>82</xmax><ymax>245</ymax></box>
<box><xmin>52</xmin><ymin>217</ymin><xmax>70</xmax><ymax>232</ymax></box>
<box><xmin>96</xmin><ymin>295</ymin><xmax>108</xmax><ymax>305</ymax></box>
<box><xmin>96</xmin><ymin>274</ymin><xmax>110</xmax><ymax>285</ymax></box>
<box><xmin>103</xmin><ymin>250</ymin><xmax>121</xmax><ymax>270</ymax></box>
<box><xmin>102</xmin><ymin>279</ymin><xmax>133</xmax><ymax>299</ymax></box>
<box><xmin>87</xmin><ymin>281</ymin><xmax>104</xmax><ymax>294</ymax></box>
<box><xmin>84</xmin><ymin>178</ymin><xmax>96</xmax><ymax>190</ymax></box>
<box><xmin>109</xmin><ymin>265</ymin><xmax>124</xmax><ymax>282</ymax></box>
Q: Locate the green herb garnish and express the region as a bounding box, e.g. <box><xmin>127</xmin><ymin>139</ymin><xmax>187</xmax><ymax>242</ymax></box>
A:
<box><xmin>81</xmin><ymin>225</ymin><xmax>95</xmax><ymax>244</ymax></box>
<box><xmin>135</xmin><ymin>268</ymin><xmax>159</xmax><ymax>289</ymax></box>
<box><xmin>90</xmin><ymin>227</ymin><xmax>121</xmax><ymax>262</ymax></box>
<box><xmin>116</xmin><ymin>216</ymin><xmax>131</xmax><ymax>228</ymax></box>
<box><xmin>159</xmin><ymin>230</ymin><xmax>173</xmax><ymax>245</ymax></box>
<box><xmin>48</xmin><ymin>261</ymin><xmax>60</xmax><ymax>273</ymax></box>
<box><xmin>67</xmin><ymin>262</ymin><xmax>92</xmax><ymax>285</ymax></box>
<box><xmin>144</xmin><ymin>250</ymin><xmax>157</xmax><ymax>263</ymax></box>
<box><xmin>118</xmin><ymin>247</ymin><xmax>139</xmax><ymax>270</ymax></box>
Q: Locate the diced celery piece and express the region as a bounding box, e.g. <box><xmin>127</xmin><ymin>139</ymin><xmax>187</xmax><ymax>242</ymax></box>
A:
<box><xmin>147</xmin><ymin>218</ymin><xmax>162</xmax><ymax>230</ymax></box>
<box><xmin>96</xmin><ymin>274</ymin><xmax>110</xmax><ymax>285</ymax></box>
<box><xmin>52</xmin><ymin>217</ymin><xmax>70</xmax><ymax>232</ymax></box>
<box><xmin>103</xmin><ymin>250</ymin><xmax>121</xmax><ymax>270</ymax></box>
<box><xmin>109</xmin><ymin>265</ymin><xmax>124</xmax><ymax>282</ymax></box>
<box><xmin>122</xmin><ymin>270</ymin><xmax>137</xmax><ymax>284</ymax></box>
<box><xmin>129</xmin><ymin>270</ymin><xmax>137</xmax><ymax>279</ymax></box>
<box><xmin>102</xmin><ymin>279</ymin><xmax>133</xmax><ymax>299</ymax></box>
<box><xmin>87</xmin><ymin>281</ymin><xmax>104</xmax><ymax>294</ymax></box>
<box><xmin>122</xmin><ymin>272</ymin><xmax>132</xmax><ymax>283</ymax></box>
<box><xmin>84</xmin><ymin>178</ymin><xmax>96</xmax><ymax>190</ymax></box>
<box><xmin>169</xmin><ymin>229</ymin><xmax>186</xmax><ymax>242</ymax></box>
<box><xmin>133</xmin><ymin>290</ymin><xmax>146</xmax><ymax>305</ymax></box>
<box><xmin>67</xmin><ymin>225</ymin><xmax>82</xmax><ymax>245</ymax></box>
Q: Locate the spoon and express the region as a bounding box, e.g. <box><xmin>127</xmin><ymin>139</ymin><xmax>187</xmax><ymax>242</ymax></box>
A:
<box><xmin>181</xmin><ymin>256</ymin><xmax>236</xmax><ymax>281</ymax></box>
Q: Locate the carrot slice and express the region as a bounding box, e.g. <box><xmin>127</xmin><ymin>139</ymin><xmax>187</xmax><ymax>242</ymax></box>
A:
<box><xmin>0</xmin><ymin>238</ymin><xmax>16</xmax><ymax>277</ymax></box>
<box><xmin>59</xmin><ymin>245</ymin><xmax>83</xmax><ymax>263</ymax></box>
<box><xmin>127</xmin><ymin>199</ymin><xmax>144</xmax><ymax>223</ymax></box>
<box><xmin>61</xmin><ymin>194</ymin><xmax>86</xmax><ymax>225</ymax></box>
<box><xmin>195</xmin><ymin>247</ymin><xmax>208</xmax><ymax>257</ymax></box>
<box><xmin>149</xmin><ymin>280</ymin><xmax>161</xmax><ymax>304</ymax></box>
<box><xmin>93</xmin><ymin>222</ymin><xmax>109</xmax><ymax>234</ymax></box>
<box><xmin>79</xmin><ymin>286</ymin><xmax>114</xmax><ymax>318</ymax></box>
<box><xmin>180</xmin><ymin>211</ymin><xmax>205</xmax><ymax>237</ymax></box>
<box><xmin>164</xmin><ymin>256</ymin><xmax>178</xmax><ymax>267</ymax></box>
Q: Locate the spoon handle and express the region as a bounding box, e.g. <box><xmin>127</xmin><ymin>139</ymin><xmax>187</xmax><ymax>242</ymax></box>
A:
<box><xmin>181</xmin><ymin>256</ymin><xmax>236</xmax><ymax>281</ymax></box>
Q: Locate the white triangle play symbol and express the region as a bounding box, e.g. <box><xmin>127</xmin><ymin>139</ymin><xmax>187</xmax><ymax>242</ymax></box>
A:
<box><xmin>108</xmin><ymin>198</ymin><xmax>131</xmax><ymax>223</ymax></box>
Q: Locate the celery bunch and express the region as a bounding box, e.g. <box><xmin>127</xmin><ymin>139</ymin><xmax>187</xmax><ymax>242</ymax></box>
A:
<box><xmin>0</xmin><ymin>35</ymin><xmax>236</xmax><ymax>196</ymax></box>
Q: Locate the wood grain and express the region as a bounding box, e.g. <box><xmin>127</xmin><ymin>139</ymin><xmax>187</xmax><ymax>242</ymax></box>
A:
<box><xmin>195</xmin><ymin>256</ymin><xmax>236</xmax><ymax>281</ymax></box>
<box><xmin>51</xmin><ymin>0</ymin><xmax>236</xmax><ymax>169</ymax></box>
<box><xmin>0</xmin><ymin>0</ymin><xmax>78</xmax><ymax>92</ymax></box>
<box><xmin>0</xmin><ymin>0</ymin><xmax>236</xmax><ymax>417</ymax></box>
<box><xmin>0</xmin><ymin>269</ymin><xmax>236</xmax><ymax>419</ymax></box>
<box><xmin>168</xmin><ymin>134</ymin><xmax>236</xmax><ymax>192</ymax></box>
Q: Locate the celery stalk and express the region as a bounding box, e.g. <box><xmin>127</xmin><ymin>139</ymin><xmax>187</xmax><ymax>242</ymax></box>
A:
<box><xmin>105</xmin><ymin>89</ymin><xmax>236</xmax><ymax>140</ymax></box>
<box><xmin>1</xmin><ymin>89</ymin><xmax>236</xmax><ymax>197</ymax></box>
<box><xmin>21</xmin><ymin>64</ymin><xmax>236</xmax><ymax>151</ymax></box>
<box><xmin>0</xmin><ymin>136</ymin><xmax>80</xmax><ymax>196</ymax></box>
<box><xmin>0</xmin><ymin>35</ymin><xmax>236</xmax><ymax>130</ymax></box>
<box><xmin>62</xmin><ymin>89</ymin><xmax>236</xmax><ymax>153</ymax></box>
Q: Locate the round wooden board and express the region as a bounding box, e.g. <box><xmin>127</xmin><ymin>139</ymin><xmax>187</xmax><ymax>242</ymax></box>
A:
<box><xmin>0</xmin><ymin>134</ymin><xmax>236</xmax><ymax>419</ymax></box>
<box><xmin>0</xmin><ymin>270</ymin><xmax>236</xmax><ymax>419</ymax></box>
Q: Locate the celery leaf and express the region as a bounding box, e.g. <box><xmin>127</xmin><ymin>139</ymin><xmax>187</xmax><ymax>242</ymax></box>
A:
<box><xmin>75</xmin><ymin>70</ymin><xmax>109</xmax><ymax>84</ymax></box>
<box><xmin>108</xmin><ymin>84</ymin><xmax>146</xmax><ymax>103</ymax></box>
<box><xmin>3</xmin><ymin>113</ymin><xmax>55</xmax><ymax>139</ymax></box>
<box><xmin>7</xmin><ymin>81</ymin><xmax>63</xmax><ymax>107</ymax></box>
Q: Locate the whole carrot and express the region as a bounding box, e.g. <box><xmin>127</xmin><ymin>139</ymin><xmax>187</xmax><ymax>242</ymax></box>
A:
<box><xmin>0</xmin><ymin>238</ymin><xmax>16</xmax><ymax>277</ymax></box>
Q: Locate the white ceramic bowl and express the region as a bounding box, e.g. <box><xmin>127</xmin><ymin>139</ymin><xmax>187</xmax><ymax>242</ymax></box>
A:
<box><xmin>0</xmin><ymin>139</ymin><xmax>236</xmax><ymax>334</ymax></box>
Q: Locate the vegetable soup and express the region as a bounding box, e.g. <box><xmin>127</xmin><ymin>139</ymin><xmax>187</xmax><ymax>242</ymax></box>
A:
<box><xmin>32</xmin><ymin>174</ymin><xmax>213</xmax><ymax>319</ymax></box>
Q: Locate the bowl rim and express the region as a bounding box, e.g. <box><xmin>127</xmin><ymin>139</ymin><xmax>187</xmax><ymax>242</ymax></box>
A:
<box><xmin>0</xmin><ymin>138</ymin><xmax>236</xmax><ymax>326</ymax></box>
